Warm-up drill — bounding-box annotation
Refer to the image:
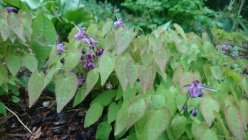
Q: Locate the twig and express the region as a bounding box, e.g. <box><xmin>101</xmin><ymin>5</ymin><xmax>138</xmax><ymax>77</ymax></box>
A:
<box><xmin>5</xmin><ymin>106</ymin><xmax>33</xmax><ymax>134</ymax></box>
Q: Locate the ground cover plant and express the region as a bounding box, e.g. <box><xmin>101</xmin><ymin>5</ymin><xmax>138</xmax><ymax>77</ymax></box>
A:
<box><xmin>0</xmin><ymin>0</ymin><xmax>248</xmax><ymax>139</ymax></box>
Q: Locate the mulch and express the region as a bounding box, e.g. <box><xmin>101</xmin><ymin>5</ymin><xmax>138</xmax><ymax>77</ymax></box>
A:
<box><xmin>0</xmin><ymin>88</ymin><xmax>98</xmax><ymax>140</ymax></box>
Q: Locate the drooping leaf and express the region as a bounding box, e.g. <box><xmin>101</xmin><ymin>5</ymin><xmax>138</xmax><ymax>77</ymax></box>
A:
<box><xmin>174</xmin><ymin>24</ymin><xmax>187</xmax><ymax>39</ymax></box>
<box><xmin>115</xmin><ymin>101</ymin><xmax>129</xmax><ymax>136</ymax></box>
<box><xmin>64</xmin><ymin>47</ymin><xmax>81</xmax><ymax>73</ymax></box>
<box><xmin>108</xmin><ymin>102</ymin><xmax>122</xmax><ymax>124</ymax></box>
<box><xmin>99</xmin><ymin>53</ymin><xmax>115</xmax><ymax>85</ymax></box>
<box><xmin>28</xmin><ymin>71</ymin><xmax>45</xmax><ymax>108</ymax></box>
<box><xmin>153</xmin><ymin>46</ymin><xmax>169</xmax><ymax>72</ymax></box>
<box><xmin>73</xmin><ymin>84</ymin><xmax>87</xmax><ymax>107</ymax></box>
<box><xmin>126</xmin><ymin>60</ymin><xmax>138</xmax><ymax>88</ymax></box>
<box><xmin>85</xmin><ymin>69</ymin><xmax>99</xmax><ymax>96</ymax></box>
<box><xmin>91</xmin><ymin>90</ymin><xmax>116</xmax><ymax>106</ymax></box>
<box><xmin>0</xmin><ymin>102</ymin><xmax>6</xmax><ymax>115</ymax></box>
<box><xmin>200</xmin><ymin>95</ymin><xmax>220</xmax><ymax>126</ymax></box>
<box><xmin>126</xmin><ymin>97</ymin><xmax>147</xmax><ymax>130</ymax></box>
<box><xmin>6</xmin><ymin>52</ymin><xmax>22</xmax><ymax>77</ymax></box>
<box><xmin>22</xmin><ymin>53</ymin><xmax>38</xmax><ymax>72</ymax></box>
<box><xmin>84</xmin><ymin>103</ymin><xmax>104</xmax><ymax>128</ymax></box>
<box><xmin>211</xmin><ymin>66</ymin><xmax>223</xmax><ymax>80</ymax></box>
<box><xmin>0</xmin><ymin>64</ymin><xmax>9</xmax><ymax>86</ymax></box>
<box><xmin>143</xmin><ymin>108</ymin><xmax>171</xmax><ymax>140</ymax></box>
<box><xmin>225</xmin><ymin>105</ymin><xmax>244</xmax><ymax>140</ymax></box>
<box><xmin>203</xmin><ymin>129</ymin><xmax>218</xmax><ymax>140</ymax></box>
<box><xmin>102</xmin><ymin>20</ymin><xmax>113</xmax><ymax>37</ymax></box>
<box><xmin>43</xmin><ymin>62</ymin><xmax>62</xmax><ymax>89</ymax></box>
<box><xmin>18</xmin><ymin>10</ymin><xmax>32</xmax><ymax>40</ymax></box>
<box><xmin>191</xmin><ymin>119</ymin><xmax>208</xmax><ymax>140</ymax></box>
<box><xmin>0</xmin><ymin>11</ymin><xmax>10</xmax><ymax>41</ymax></box>
<box><xmin>96</xmin><ymin>121</ymin><xmax>112</xmax><ymax>140</ymax></box>
<box><xmin>138</xmin><ymin>65</ymin><xmax>156</xmax><ymax>92</ymax></box>
<box><xmin>55</xmin><ymin>73</ymin><xmax>78</xmax><ymax>112</ymax></box>
<box><xmin>171</xmin><ymin>115</ymin><xmax>187</xmax><ymax>139</ymax></box>
<box><xmin>239</xmin><ymin>100</ymin><xmax>248</xmax><ymax>130</ymax></box>
<box><xmin>115</xmin><ymin>56</ymin><xmax>130</xmax><ymax>91</ymax></box>
<box><xmin>7</xmin><ymin>13</ymin><xmax>25</xmax><ymax>42</ymax></box>
<box><xmin>115</xmin><ymin>28</ymin><xmax>135</xmax><ymax>55</ymax></box>
<box><xmin>240</xmin><ymin>77</ymin><xmax>248</xmax><ymax>96</ymax></box>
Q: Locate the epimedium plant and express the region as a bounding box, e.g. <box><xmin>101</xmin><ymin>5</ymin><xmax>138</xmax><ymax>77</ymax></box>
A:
<box><xmin>26</xmin><ymin>16</ymin><xmax>248</xmax><ymax>140</ymax></box>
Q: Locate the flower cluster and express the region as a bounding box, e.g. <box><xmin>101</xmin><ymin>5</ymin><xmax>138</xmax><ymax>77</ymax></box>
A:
<box><xmin>181</xmin><ymin>80</ymin><xmax>217</xmax><ymax>117</ymax></box>
<box><xmin>73</xmin><ymin>26</ymin><xmax>104</xmax><ymax>70</ymax></box>
<box><xmin>114</xmin><ymin>18</ymin><xmax>124</xmax><ymax>28</ymax></box>
<box><xmin>6</xmin><ymin>7</ymin><xmax>18</xmax><ymax>13</ymax></box>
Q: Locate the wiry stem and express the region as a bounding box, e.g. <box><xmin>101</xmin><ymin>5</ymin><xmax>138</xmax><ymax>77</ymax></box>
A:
<box><xmin>5</xmin><ymin>106</ymin><xmax>33</xmax><ymax>134</ymax></box>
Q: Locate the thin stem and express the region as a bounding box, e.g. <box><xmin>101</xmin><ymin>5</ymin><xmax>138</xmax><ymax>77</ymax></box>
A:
<box><xmin>179</xmin><ymin>95</ymin><xmax>190</xmax><ymax>115</ymax></box>
<box><xmin>5</xmin><ymin>106</ymin><xmax>33</xmax><ymax>134</ymax></box>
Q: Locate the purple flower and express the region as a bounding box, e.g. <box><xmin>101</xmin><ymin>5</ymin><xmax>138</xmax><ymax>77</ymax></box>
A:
<box><xmin>189</xmin><ymin>109</ymin><xmax>198</xmax><ymax>117</ymax></box>
<box><xmin>218</xmin><ymin>44</ymin><xmax>229</xmax><ymax>53</ymax></box>
<box><xmin>6</xmin><ymin>7</ymin><xmax>18</xmax><ymax>13</ymax></box>
<box><xmin>83</xmin><ymin>37</ymin><xmax>98</xmax><ymax>46</ymax></box>
<box><xmin>74</xmin><ymin>28</ymin><xmax>87</xmax><ymax>40</ymax></box>
<box><xmin>114</xmin><ymin>19</ymin><xmax>123</xmax><ymax>28</ymax></box>
<box><xmin>84</xmin><ymin>61</ymin><xmax>94</xmax><ymax>70</ymax></box>
<box><xmin>86</xmin><ymin>53</ymin><xmax>94</xmax><ymax>62</ymax></box>
<box><xmin>56</xmin><ymin>43</ymin><xmax>64</xmax><ymax>55</ymax></box>
<box><xmin>182</xmin><ymin>104</ymin><xmax>188</xmax><ymax>110</ymax></box>
<box><xmin>77</xmin><ymin>75</ymin><xmax>85</xmax><ymax>87</ymax></box>
<box><xmin>183</xmin><ymin>80</ymin><xmax>217</xmax><ymax>98</ymax></box>
<box><xmin>96</xmin><ymin>48</ymin><xmax>104</xmax><ymax>56</ymax></box>
<box><xmin>82</xmin><ymin>48</ymin><xmax>86</xmax><ymax>54</ymax></box>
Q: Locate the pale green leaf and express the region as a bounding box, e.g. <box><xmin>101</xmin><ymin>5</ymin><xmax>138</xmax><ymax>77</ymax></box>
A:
<box><xmin>203</xmin><ymin>129</ymin><xmax>218</xmax><ymax>140</ymax></box>
<box><xmin>84</xmin><ymin>103</ymin><xmax>104</xmax><ymax>128</ymax></box>
<box><xmin>91</xmin><ymin>90</ymin><xmax>116</xmax><ymax>106</ymax></box>
<box><xmin>115</xmin><ymin>28</ymin><xmax>135</xmax><ymax>55</ymax></box>
<box><xmin>239</xmin><ymin>100</ymin><xmax>248</xmax><ymax>130</ymax></box>
<box><xmin>171</xmin><ymin>115</ymin><xmax>187</xmax><ymax>139</ymax></box>
<box><xmin>7</xmin><ymin>13</ymin><xmax>25</xmax><ymax>42</ymax></box>
<box><xmin>126</xmin><ymin>60</ymin><xmax>138</xmax><ymax>88</ymax></box>
<box><xmin>28</xmin><ymin>71</ymin><xmax>45</xmax><ymax>107</ymax></box>
<box><xmin>225</xmin><ymin>105</ymin><xmax>244</xmax><ymax>140</ymax></box>
<box><xmin>6</xmin><ymin>53</ymin><xmax>22</xmax><ymax>76</ymax></box>
<box><xmin>55</xmin><ymin>73</ymin><xmax>78</xmax><ymax>112</ymax></box>
<box><xmin>102</xmin><ymin>20</ymin><xmax>113</xmax><ymax>37</ymax></box>
<box><xmin>99</xmin><ymin>53</ymin><xmax>115</xmax><ymax>85</ymax></box>
<box><xmin>138</xmin><ymin>65</ymin><xmax>156</xmax><ymax>92</ymax></box>
<box><xmin>22</xmin><ymin>53</ymin><xmax>38</xmax><ymax>72</ymax></box>
<box><xmin>153</xmin><ymin>47</ymin><xmax>169</xmax><ymax>72</ymax></box>
<box><xmin>64</xmin><ymin>47</ymin><xmax>82</xmax><ymax>73</ymax></box>
<box><xmin>85</xmin><ymin>69</ymin><xmax>99</xmax><ymax>96</ymax></box>
<box><xmin>108</xmin><ymin>102</ymin><xmax>121</xmax><ymax>124</ymax></box>
<box><xmin>115</xmin><ymin>56</ymin><xmax>129</xmax><ymax>91</ymax></box>
<box><xmin>200</xmin><ymin>95</ymin><xmax>220</xmax><ymax>126</ymax></box>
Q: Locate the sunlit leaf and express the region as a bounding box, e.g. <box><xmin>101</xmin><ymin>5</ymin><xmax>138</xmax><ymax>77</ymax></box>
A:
<box><xmin>99</xmin><ymin>53</ymin><xmax>115</xmax><ymax>85</ymax></box>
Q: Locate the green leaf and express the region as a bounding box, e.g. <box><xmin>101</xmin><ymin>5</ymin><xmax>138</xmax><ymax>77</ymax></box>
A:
<box><xmin>191</xmin><ymin>119</ymin><xmax>208</xmax><ymax>140</ymax></box>
<box><xmin>0</xmin><ymin>11</ymin><xmax>11</xmax><ymax>41</ymax></box>
<box><xmin>102</xmin><ymin>20</ymin><xmax>113</xmax><ymax>37</ymax></box>
<box><xmin>174</xmin><ymin>24</ymin><xmax>187</xmax><ymax>39</ymax></box>
<box><xmin>84</xmin><ymin>103</ymin><xmax>104</xmax><ymax>128</ymax></box>
<box><xmin>6</xmin><ymin>52</ymin><xmax>22</xmax><ymax>77</ymax></box>
<box><xmin>64</xmin><ymin>47</ymin><xmax>81</xmax><ymax>73</ymax></box>
<box><xmin>43</xmin><ymin>62</ymin><xmax>62</xmax><ymax>89</ymax></box>
<box><xmin>126</xmin><ymin>97</ymin><xmax>147</xmax><ymax>130</ymax></box>
<box><xmin>11</xmin><ymin>95</ymin><xmax>20</xmax><ymax>103</ymax></box>
<box><xmin>85</xmin><ymin>69</ymin><xmax>99</xmax><ymax>96</ymax></box>
<box><xmin>240</xmin><ymin>77</ymin><xmax>248</xmax><ymax>96</ymax></box>
<box><xmin>73</xmin><ymin>84</ymin><xmax>87</xmax><ymax>107</ymax></box>
<box><xmin>22</xmin><ymin>53</ymin><xmax>38</xmax><ymax>72</ymax></box>
<box><xmin>211</xmin><ymin>66</ymin><xmax>223</xmax><ymax>80</ymax></box>
<box><xmin>0</xmin><ymin>102</ymin><xmax>6</xmax><ymax>115</ymax></box>
<box><xmin>104</xmin><ymin>31</ymin><xmax>115</xmax><ymax>51</ymax></box>
<box><xmin>19</xmin><ymin>10</ymin><xmax>32</xmax><ymax>40</ymax></box>
<box><xmin>32</xmin><ymin>12</ymin><xmax>56</xmax><ymax>46</ymax></box>
<box><xmin>115</xmin><ymin>96</ymin><xmax>147</xmax><ymax>136</ymax></box>
<box><xmin>28</xmin><ymin>71</ymin><xmax>45</xmax><ymax>107</ymax></box>
<box><xmin>239</xmin><ymin>100</ymin><xmax>248</xmax><ymax>130</ymax></box>
<box><xmin>153</xmin><ymin>46</ymin><xmax>169</xmax><ymax>72</ymax></box>
<box><xmin>0</xmin><ymin>64</ymin><xmax>9</xmax><ymax>86</ymax></box>
<box><xmin>115</xmin><ymin>28</ymin><xmax>135</xmax><ymax>55</ymax></box>
<box><xmin>203</xmin><ymin>129</ymin><xmax>218</xmax><ymax>140</ymax></box>
<box><xmin>200</xmin><ymin>95</ymin><xmax>220</xmax><ymax>126</ymax></box>
<box><xmin>7</xmin><ymin>13</ymin><xmax>25</xmax><ymax>42</ymax></box>
<box><xmin>143</xmin><ymin>108</ymin><xmax>171</xmax><ymax>140</ymax></box>
<box><xmin>108</xmin><ymin>102</ymin><xmax>121</xmax><ymax>124</ymax></box>
<box><xmin>171</xmin><ymin>115</ymin><xmax>187</xmax><ymax>139</ymax></box>
<box><xmin>138</xmin><ymin>65</ymin><xmax>155</xmax><ymax>92</ymax></box>
<box><xmin>55</xmin><ymin>73</ymin><xmax>78</xmax><ymax>112</ymax></box>
<box><xmin>99</xmin><ymin>53</ymin><xmax>115</xmax><ymax>85</ymax></box>
<box><xmin>115</xmin><ymin>56</ymin><xmax>129</xmax><ymax>91</ymax></box>
<box><xmin>225</xmin><ymin>105</ymin><xmax>244</xmax><ymax>140</ymax></box>
<box><xmin>96</xmin><ymin>121</ymin><xmax>112</xmax><ymax>140</ymax></box>
<box><xmin>150</xmin><ymin>94</ymin><xmax>166</xmax><ymax>109</ymax></box>
<box><xmin>126</xmin><ymin>60</ymin><xmax>138</xmax><ymax>88</ymax></box>
<box><xmin>91</xmin><ymin>90</ymin><xmax>116</xmax><ymax>106</ymax></box>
